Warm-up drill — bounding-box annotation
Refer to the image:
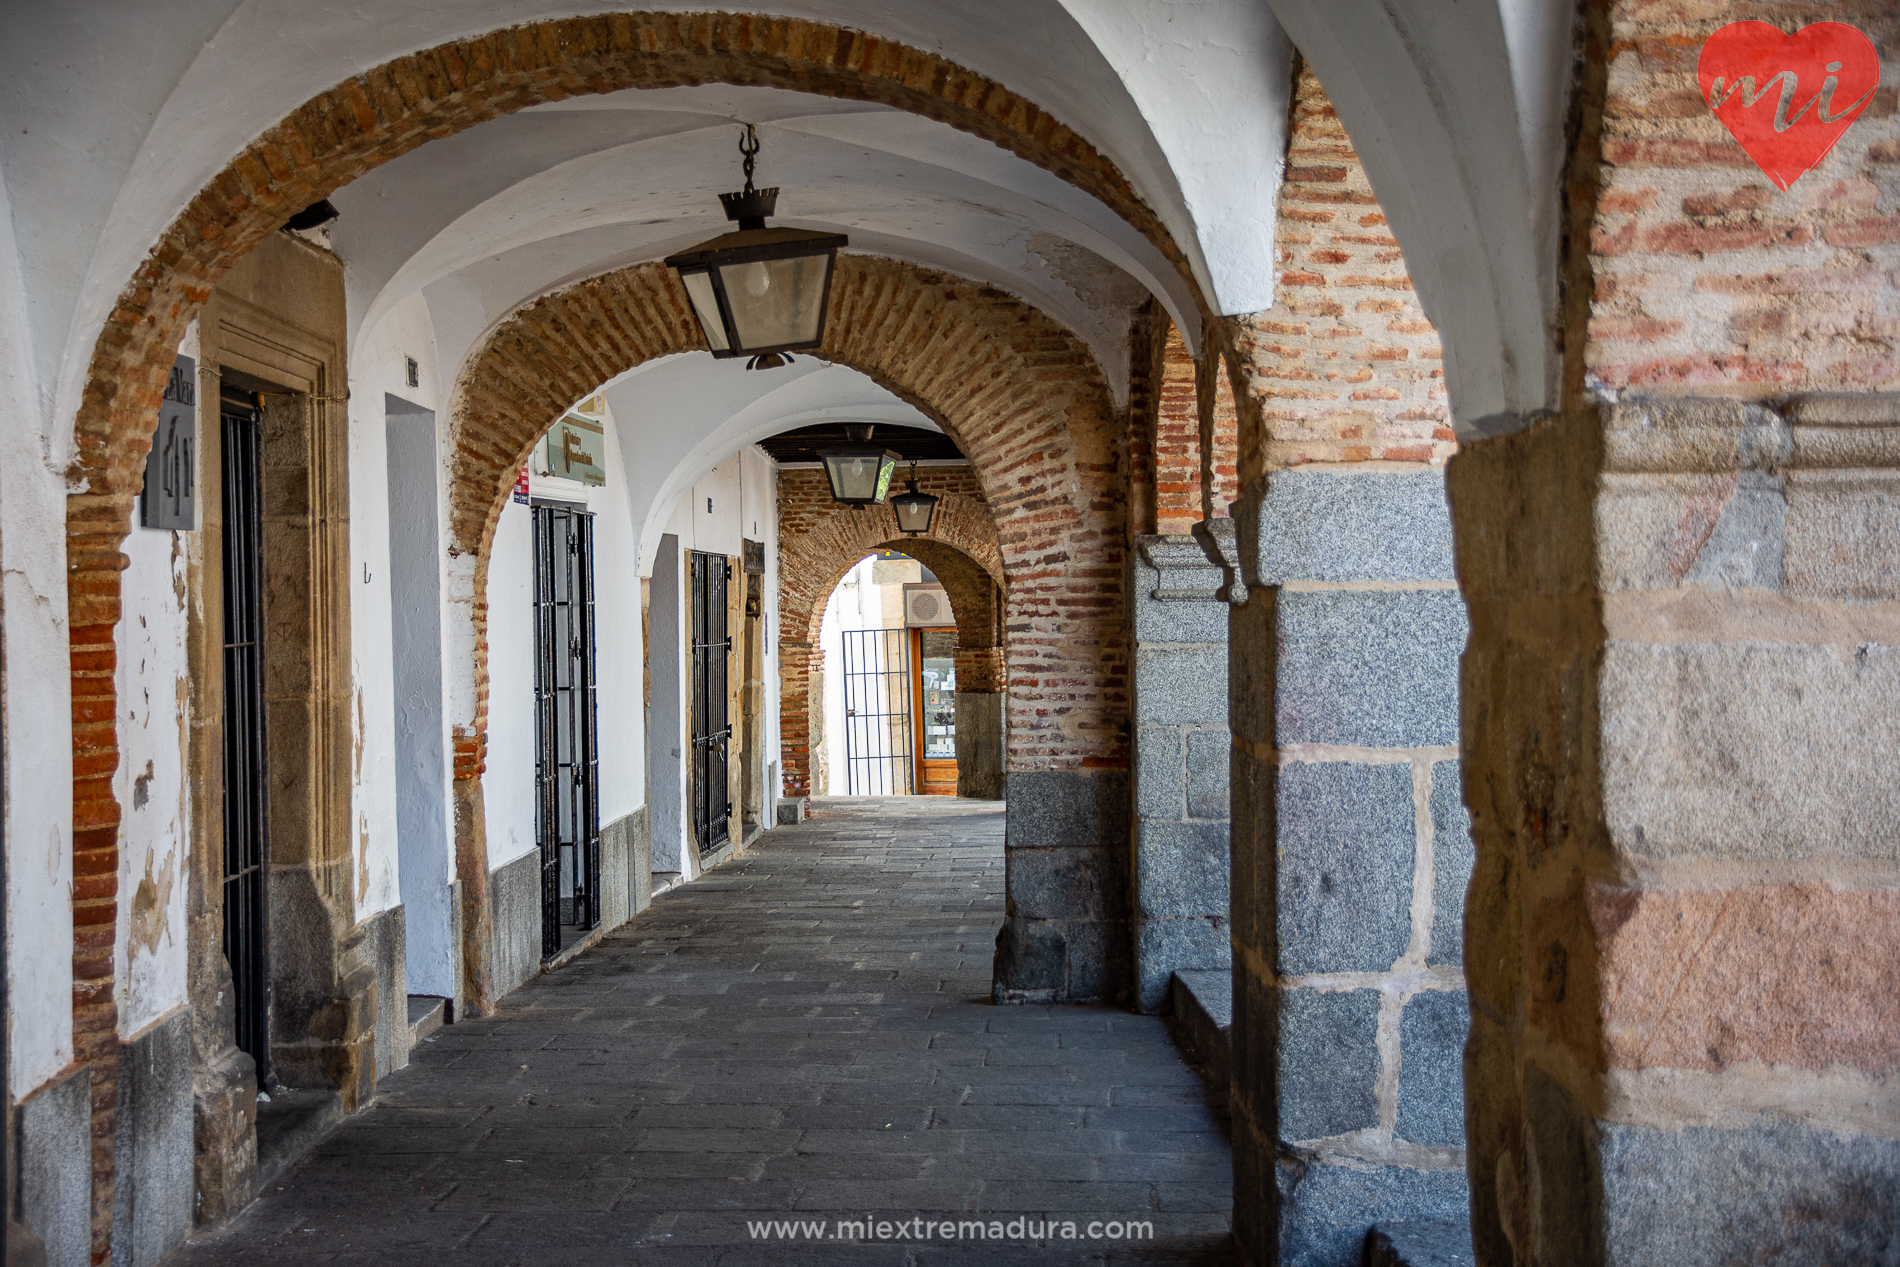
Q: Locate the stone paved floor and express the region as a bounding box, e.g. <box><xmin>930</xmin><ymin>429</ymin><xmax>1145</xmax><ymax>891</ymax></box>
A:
<box><xmin>179</xmin><ymin>798</ymin><xmax>1234</xmax><ymax>1265</ymax></box>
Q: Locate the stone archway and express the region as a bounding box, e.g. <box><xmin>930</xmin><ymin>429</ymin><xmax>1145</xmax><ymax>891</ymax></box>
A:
<box><xmin>446</xmin><ymin>254</ymin><xmax>1128</xmax><ymax>1009</ymax></box>
<box><xmin>776</xmin><ymin>467</ymin><xmax>1004</xmax><ymax>802</ymax></box>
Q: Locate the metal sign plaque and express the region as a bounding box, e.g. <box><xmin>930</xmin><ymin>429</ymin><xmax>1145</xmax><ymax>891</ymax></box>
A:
<box><xmin>141</xmin><ymin>354</ymin><xmax>196</xmax><ymax>530</ymax></box>
<box><xmin>543</xmin><ymin>412</ymin><xmax>607</xmax><ymax>486</ymax></box>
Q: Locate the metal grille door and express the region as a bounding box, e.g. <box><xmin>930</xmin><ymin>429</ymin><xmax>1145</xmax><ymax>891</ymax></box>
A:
<box><xmin>220</xmin><ymin>397</ymin><xmax>272</xmax><ymax>1082</ymax></box>
<box><xmin>533</xmin><ymin>505</ymin><xmax>600</xmax><ymax>958</ymax></box>
<box><xmin>690</xmin><ymin>552</ymin><xmax>731</xmax><ymax>853</ymax></box>
<box><xmin>840</xmin><ymin>628</ymin><xmax>914</xmax><ymax>796</ymax></box>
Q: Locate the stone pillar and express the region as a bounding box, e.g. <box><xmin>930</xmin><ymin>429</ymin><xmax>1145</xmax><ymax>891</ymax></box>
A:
<box><xmin>954</xmin><ymin>643</ymin><xmax>1004</xmax><ymax>800</ymax></box>
<box><xmin>993</xmin><ymin>766</ymin><xmax>1130</xmax><ymax>1004</ymax></box>
<box><xmin>1453</xmin><ymin>396</ymin><xmax>1900</xmax><ymax>1263</ymax></box>
<box><xmin>1131</xmin><ymin>532</ymin><xmax>1231</xmax><ymax>1013</ymax></box>
<box><xmin>1228</xmin><ymin>467</ymin><xmax>1472</xmax><ymax>1265</ymax></box>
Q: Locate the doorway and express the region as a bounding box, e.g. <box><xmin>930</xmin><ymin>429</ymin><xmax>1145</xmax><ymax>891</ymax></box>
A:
<box><xmin>690</xmin><ymin>551</ymin><xmax>732</xmax><ymax>854</ymax></box>
<box><xmin>911</xmin><ymin>627</ymin><xmax>958</xmax><ymax>796</ymax></box>
<box><xmin>219</xmin><ymin>389</ymin><xmax>272</xmax><ymax>1085</ymax></box>
<box><xmin>532</xmin><ymin>503</ymin><xmax>600</xmax><ymax>957</ymax></box>
<box><xmin>839</xmin><ymin>627</ymin><xmax>913</xmax><ymax>795</ymax></box>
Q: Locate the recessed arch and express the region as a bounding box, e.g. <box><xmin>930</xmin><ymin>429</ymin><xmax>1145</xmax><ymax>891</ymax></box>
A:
<box><xmin>777</xmin><ymin>475</ymin><xmax>1005</xmax><ymax>802</ymax></box>
<box><xmin>444</xmin><ymin>252</ymin><xmax>1125</xmax><ymax>1004</ymax></box>
<box><xmin>446</xmin><ymin>254</ymin><xmax>1120</xmax><ymax>764</ymax></box>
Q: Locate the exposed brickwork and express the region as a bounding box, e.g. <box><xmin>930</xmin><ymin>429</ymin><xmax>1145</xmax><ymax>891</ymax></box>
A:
<box><xmin>450</xmin><ymin>257</ymin><xmax>1127</xmax><ymax>781</ymax></box>
<box><xmin>1224</xmin><ymin>67</ymin><xmax>1454</xmax><ymax>477</ymax></box>
<box><xmin>775</xmin><ymin>465</ymin><xmax>1003</xmax><ymax>798</ymax></box>
<box><xmin>52</xmin><ymin>19</ymin><xmax>1187</xmax><ymax>1260</ymax></box>
<box><xmin>776</xmin><ymin>467</ymin><xmax>1001</xmax><ymax>644</ymax></box>
<box><xmin>1154</xmin><ymin>322</ymin><xmax>1203</xmax><ymax>533</ymax></box>
<box><xmin>1587</xmin><ymin>2</ymin><xmax>1900</xmax><ymax>397</ymax></box>
<box><xmin>1124</xmin><ymin>303</ymin><xmax>1164</xmax><ymax>538</ymax></box>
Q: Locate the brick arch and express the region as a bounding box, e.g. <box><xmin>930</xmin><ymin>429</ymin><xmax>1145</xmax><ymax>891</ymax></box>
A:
<box><xmin>444</xmin><ymin>253</ymin><xmax>1125</xmax><ymax>1005</ymax></box>
<box><xmin>775</xmin><ymin>472</ymin><xmax>1004</xmax><ymax>800</ymax></box>
<box><xmin>779</xmin><ymin>483</ymin><xmax>1002</xmax><ymax>649</ymax></box>
<box><xmin>448</xmin><ymin>255</ymin><xmax>1126</xmax><ymax>775</ymax></box>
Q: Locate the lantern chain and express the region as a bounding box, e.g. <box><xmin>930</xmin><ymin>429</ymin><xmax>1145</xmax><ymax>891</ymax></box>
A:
<box><xmin>739</xmin><ymin>123</ymin><xmax>760</xmax><ymax>195</ymax></box>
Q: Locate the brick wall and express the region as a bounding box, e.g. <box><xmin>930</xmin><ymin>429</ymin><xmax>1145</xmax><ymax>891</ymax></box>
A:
<box><xmin>1587</xmin><ymin>6</ymin><xmax>1898</xmax><ymax>398</ymax></box>
<box><xmin>1219</xmin><ymin>66</ymin><xmax>1472</xmax><ymax>1261</ymax></box>
<box><xmin>774</xmin><ymin>465</ymin><xmax>1002</xmax><ymax>798</ymax></box>
<box><xmin>1197</xmin><ymin>352</ymin><xmax>1240</xmax><ymax>519</ymax></box>
<box><xmin>1154</xmin><ymin>322</ymin><xmax>1203</xmax><ymax>533</ymax></box>
<box><xmin>1224</xmin><ymin>66</ymin><xmax>1456</xmax><ymax>478</ymax></box>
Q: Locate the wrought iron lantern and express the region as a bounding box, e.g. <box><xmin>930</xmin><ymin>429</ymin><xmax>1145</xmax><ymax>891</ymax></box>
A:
<box><xmin>817</xmin><ymin>425</ymin><xmax>900</xmax><ymax>508</ymax></box>
<box><xmin>665</xmin><ymin>125</ymin><xmax>848</xmax><ymax>370</ymax></box>
<box><xmin>889</xmin><ymin>466</ymin><xmax>939</xmax><ymax>535</ymax></box>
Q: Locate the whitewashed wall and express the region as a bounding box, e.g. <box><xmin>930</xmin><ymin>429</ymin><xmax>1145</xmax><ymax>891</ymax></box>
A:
<box><xmin>0</xmin><ymin>170</ymin><xmax>74</xmax><ymax>1095</ymax></box>
<box><xmin>348</xmin><ymin>293</ymin><xmax>444</xmax><ymax>921</ymax></box>
<box><xmin>482</xmin><ymin>500</ymin><xmax>537</xmax><ymax>872</ymax></box>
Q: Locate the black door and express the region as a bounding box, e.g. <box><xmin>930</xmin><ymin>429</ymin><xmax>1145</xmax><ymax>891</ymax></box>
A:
<box><xmin>220</xmin><ymin>393</ymin><xmax>272</xmax><ymax>1083</ymax></box>
<box><xmin>532</xmin><ymin>504</ymin><xmax>600</xmax><ymax>958</ymax></box>
<box><xmin>690</xmin><ymin>551</ymin><xmax>731</xmax><ymax>853</ymax></box>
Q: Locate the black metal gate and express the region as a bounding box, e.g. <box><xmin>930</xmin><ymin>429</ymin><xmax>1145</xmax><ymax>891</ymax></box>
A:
<box><xmin>220</xmin><ymin>393</ymin><xmax>272</xmax><ymax>1082</ymax></box>
<box><xmin>690</xmin><ymin>551</ymin><xmax>731</xmax><ymax>853</ymax></box>
<box><xmin>839</xmin><ymin>627</ymin><xmax>914</xmax><ymax>796</ymax></box>
<box><xmin>533</xmin><ymin>504</ymin><xmax>600</xmax><ymax>958</ymax></box>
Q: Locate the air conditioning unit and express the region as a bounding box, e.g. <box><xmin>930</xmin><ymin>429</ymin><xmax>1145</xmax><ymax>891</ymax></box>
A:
<box><xmin>903</xmin><ymin>583</ymin><xmax>950</xmax><ymax>628</ymax></box>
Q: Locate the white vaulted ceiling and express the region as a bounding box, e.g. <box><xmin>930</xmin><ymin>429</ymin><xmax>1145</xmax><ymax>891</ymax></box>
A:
<box><xmin>0</xmin><ymin>0</ymin><xmax>1573</xmax><ymax>441</ymax></box>
<box><xmin>337</xmin><ymin>83</ymin><xmax>1180</xmax><ymax>406</ymax></box>
<box><xmin>0</xmin><ymin>0</ymin><xmax>1303</xmax><ymax>446</ymax></box>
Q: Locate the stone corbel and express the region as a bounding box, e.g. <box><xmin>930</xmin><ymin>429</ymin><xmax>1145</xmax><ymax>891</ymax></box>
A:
<box><xmin>1192</xmin><ymin>518</ymin><xmax>1247</xmax><ymax>606</ymax></box>
<box><xmin>1137</xmin><ymin>534</ymin><xmax>1229</xmax><ymax>604</ymax></box>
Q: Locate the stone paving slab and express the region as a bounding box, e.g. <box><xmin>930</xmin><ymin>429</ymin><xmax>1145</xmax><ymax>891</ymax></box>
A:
<box><xmin>178</xmin><ymin>798</ymin><xmax>1233</xmax><ymax>1265</ymax></box>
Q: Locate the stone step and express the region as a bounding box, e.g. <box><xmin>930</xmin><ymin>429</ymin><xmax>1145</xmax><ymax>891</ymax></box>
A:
<box><xmin>406</xmin><ymin>995</ymin><xmax>447</xmax><ymax>1045</ymax></box>
<box><xmin>1164</xmin><ymin>969</ymin><xmax>1232</xmax><ymax>1108</ymax></box>
<box><xmin>1365</xmin><ymin>1219</ymin><xmax>1475</xmax><ymax>1266</ymax></box>
<box><xmin>253</xmin><ymin>1088</ymin><xmax>344</xmax><ymax>1193</ymax></box>
<box><xmin>651</xmin><ymin>871</ymin><xmax>684</xmax><ymax>897</ymax></box>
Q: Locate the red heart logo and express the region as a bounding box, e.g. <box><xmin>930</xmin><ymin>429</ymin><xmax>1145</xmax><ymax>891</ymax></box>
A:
<box><xmin>1698</xmin><ymin>21</ymin><xmax>1881</xmax><ymax>191</ymax></box>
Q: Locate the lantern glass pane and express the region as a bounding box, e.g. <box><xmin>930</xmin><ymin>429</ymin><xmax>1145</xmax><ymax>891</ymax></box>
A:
<box><xmin>718</xmin><ymin>252</ymin><xmax>828</xmax><ymax>350</ymax></box>
<box><xmin>893</xmin><ymin>493</ymin><xmax>936</xmax><ymax>534</ymax></box>
<box><xmin>679</xmin><ymin>269</ymin><xmax>729</xmax><ymax>351</ymax></box>
<box><xmin>822</xmin><ymin>450</ymin><xmax>883</xmax><ymax>502</ymax></box>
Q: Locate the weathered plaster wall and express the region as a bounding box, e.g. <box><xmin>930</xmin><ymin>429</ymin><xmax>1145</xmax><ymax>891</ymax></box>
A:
<box><xmin>0</xmin><ymin>167</ymin><xmax>75</xmax><ymax>1099</ymax></box>
<box><xmin>111</xmin><ymin>492</ymin><xmax>190</xmax><ymax>1036</ymax></box>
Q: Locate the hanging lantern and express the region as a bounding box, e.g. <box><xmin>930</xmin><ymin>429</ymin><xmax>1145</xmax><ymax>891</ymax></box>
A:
<box><xmin>665</xmin><ymin>124</ymin><xmax>848</xmax><ymax>370</ymax></box>
<box><xmin>817</xmin><ymin>425</ymin><xmax>900</xmax><ymax>508</ymax></box>
<box><xmin>890</xmin><ymin>467</ymin><xmax>939</xmax><ymax>535</ymax></box>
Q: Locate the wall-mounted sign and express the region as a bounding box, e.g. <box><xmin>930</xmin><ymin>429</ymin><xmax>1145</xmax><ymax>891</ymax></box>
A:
<box><xmin>544</xmin><ymin>412</ymin><xmax>606</xmax><ymax>486</ymax></box>
<box><xmin>141</xmin><ymin>354</ymin><xmax>196</xmax><ymax>530</ymax></box>
<box><xmin>513</xmin><ymin>461</ymin><xmax>531</xmax><ymax>505</ymax></box>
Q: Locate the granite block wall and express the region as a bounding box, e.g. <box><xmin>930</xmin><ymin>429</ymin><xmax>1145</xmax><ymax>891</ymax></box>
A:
<box><xmin>1131</xmin><ymin>533</ymin><xmax>1233</xmax><ymax>1012</ymax></box>
<box><xmin>1228</xmin><ymin>467</ymin><xmax>1471</xmax><ymax>1265</ymax></box>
